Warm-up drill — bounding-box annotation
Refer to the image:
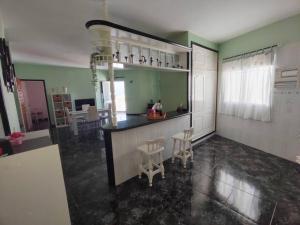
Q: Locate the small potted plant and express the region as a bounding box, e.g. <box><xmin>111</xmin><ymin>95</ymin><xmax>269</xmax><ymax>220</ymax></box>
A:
<box><xmin>9</xmin><ymin>132</ymin><xmax>25</xmax><ymax>145</ymax></box>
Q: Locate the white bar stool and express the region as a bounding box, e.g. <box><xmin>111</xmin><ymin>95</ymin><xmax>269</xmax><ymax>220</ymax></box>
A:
<box><xmin>137</xmin><ymin>138</ymin><xmax>165</xmax><ymax>187</ymax></box>
<box><xmin>171</xmin><ymin>128</ymin><xmax>194</xmax><ymax>168</ymax></box>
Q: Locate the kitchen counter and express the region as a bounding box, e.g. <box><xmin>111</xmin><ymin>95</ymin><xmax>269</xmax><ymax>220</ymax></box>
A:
<box><xmin>102</xmin><ymin>111</ymin><xmax>190</xmax><ymax>132</ymax></box>
<box><xmin>102</xmin><ymin>111</ymin><xmax>191</xmax><ymax>186</ymax></box>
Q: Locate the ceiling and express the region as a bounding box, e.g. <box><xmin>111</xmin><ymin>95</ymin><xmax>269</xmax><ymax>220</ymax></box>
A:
<box><xmin>1</xmin><ymin>0</ymin><xmax>300</xmax><ymax>68</ymax></box>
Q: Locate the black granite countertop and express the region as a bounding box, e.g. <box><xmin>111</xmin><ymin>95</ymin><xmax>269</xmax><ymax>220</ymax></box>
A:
<box><xmin>102</xmin><ymin>111</ymin><xmax>191</xmax><ymax>132</ymax></box>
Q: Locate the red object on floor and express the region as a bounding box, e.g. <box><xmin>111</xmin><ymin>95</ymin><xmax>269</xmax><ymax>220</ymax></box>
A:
<box><xmin>9</xmin><ymin>132</ymin><xmax>25</xmax><ymax>145</ymax></box>
<box><xmin>0</xmin><ymin>147</ymin><xmax>3</xmax><ymax>156</ymax></box>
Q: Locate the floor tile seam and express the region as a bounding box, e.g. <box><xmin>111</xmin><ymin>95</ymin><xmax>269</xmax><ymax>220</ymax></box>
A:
<box><xmin>210</xmin><ymin>188</ymin><xmax>260</xmax><ymax>225</ymax></box>
<box><xmin>269</xmin><ymin>202</ymin><xmax>278</xmax><ymax>225</ymax></box>
<box><xmin>216</xmin><ymin>176</ymin><xmax>280</xmax><ymax>204</ymax></box>
<box><xmin>223</xmin><ymin>189</ymin><xmax>263</xmax><ymax>225</ymax></box>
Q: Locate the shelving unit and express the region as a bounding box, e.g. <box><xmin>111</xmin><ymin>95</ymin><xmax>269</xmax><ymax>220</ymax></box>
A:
<box><xmin>86</xmin><ymin>20</ymin><xmax>191</xmax><ymax>73</ymax></box>
<box><xmin>97</xmin><ymin>61</ymin><xmax>190</xmax><ymax>72</ymax></box>
<box><xmin>51</xmin><ymin>94</ymin><xmax>72</xmax><ymax>127</ymax></box>
<box><xmin>86</xmin><ymin>19</ymin><xmax>191</xmax><ymax>126</ymax></box>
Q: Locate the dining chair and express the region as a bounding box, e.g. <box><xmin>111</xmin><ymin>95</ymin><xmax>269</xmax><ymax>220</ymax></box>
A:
<box><xmin>65</xmin><ymin>107</ymin><xmax>84</xmax><ymax>127</ymax></box>
<box><xmin>77</xmin><ymin>106</ymin><xmax>102</xmax><ymax>140</ymax></box>
<box><xmin>23</xmin><ymin>129</ymin><xmax>50</xmax><ymax>141</ymax></box>
<box><xmin>137</xmin><ymin>137</ymin><xmax>165</xmax><ymax>187</ymax></box>
<box><xmin>82</xmin><ymin>104</ymin><xmax>90</xmax><ymax>112</ymax></box>
<box><xmin>171</xmin><ymin>127</ymin><xmax>194</xmax><ymax>168</ymax></box>
<box><xmin>87</xmin><ymin>106</ymin><xmax>99</xmax><ymax>122</ymax></box>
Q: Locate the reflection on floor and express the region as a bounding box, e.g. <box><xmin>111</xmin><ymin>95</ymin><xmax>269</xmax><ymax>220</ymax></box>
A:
<box><xmin>53</xmin><ymin>128</ymin><xmax>300</xmax><ymax>225</ymax></box>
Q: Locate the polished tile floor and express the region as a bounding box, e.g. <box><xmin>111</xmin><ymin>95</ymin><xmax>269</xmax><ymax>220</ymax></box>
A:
<box><xmin>53</xmin><ymin>128</ymin><xmax>300</xmax><ymax>225</ymax></box>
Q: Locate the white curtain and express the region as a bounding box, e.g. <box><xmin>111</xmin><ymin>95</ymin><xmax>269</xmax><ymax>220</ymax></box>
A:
<box><xmin>219</xmin><ymin>49</ymin><xmax>275</xmax><ymax>122</ymax></box>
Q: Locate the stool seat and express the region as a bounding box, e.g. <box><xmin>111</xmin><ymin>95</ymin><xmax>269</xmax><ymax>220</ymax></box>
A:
<box><xmin>137</xmin><ymin>138</ymin><xmax>165</xmax><ymax>187</ymax></box>
<box><xmin>172</xmin><ymin>128</ymin><xmax>194</xmax><ymax>168</ymax></box>
<box><xmin>137</xmin><ymin>144</ymin><xmax>164</xmax><ymax>155</ymax></box>
<box><xmin>172</xmin><ymin>132</ymin><xmax>193</xmax><ymax>141</ymax></box>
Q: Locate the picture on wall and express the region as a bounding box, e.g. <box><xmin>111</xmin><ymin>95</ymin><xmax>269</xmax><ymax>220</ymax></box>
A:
<box><xmin>0</xmin><ymin>38</ymin><xmax>16</xmax><ymax>92</ymax></box>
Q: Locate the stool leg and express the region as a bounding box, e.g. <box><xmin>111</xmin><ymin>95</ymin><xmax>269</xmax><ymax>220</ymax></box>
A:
<box><xmin>172</xmin><ymin>139</ymin><xmax>176</xmax><ymax>163</ymax></box>
<box><xmin>138</xmin><ymin>151</ymin><xmax>142</xmax><ymax>179</ymax></box>
<box><xmin>160</xmin><ymin>152</ymin><xmax>165</xmax><ymax>179</ymax></box>
<box><xmin>148</xmin><ymin>155</ymin><xmax>153</xmax><ymax>187</ymax></box>
<box><xmin>179</xmin><ymin>140</ymin><xmax>185</xmax><ymax>167</ymax></box>
<box><xmin>149</xmin><ymin>173</ymin><xmax>153</xmax><ymax>187</ymax></box>
<box><xmin>190</xmin><ymin>142</ymin><xmax>194</xmax><ymax>162</ymax></box>
<box><xmin>183</xmin><ymin>155</ymin><xmax>187</xmax><ymax>168</ymax></box>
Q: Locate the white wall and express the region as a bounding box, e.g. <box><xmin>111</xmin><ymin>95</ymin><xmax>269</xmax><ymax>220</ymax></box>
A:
<box><xmin>217</xmin><ymin>42</ymin><xmax>300</xmax><ymax>163</ymax></box>
<box><xmin>0</xmin><ymin>13</ymin><xmax>20</xmax><ymax>133</ymax></box>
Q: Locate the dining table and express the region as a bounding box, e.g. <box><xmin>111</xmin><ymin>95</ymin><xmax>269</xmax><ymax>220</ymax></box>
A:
<box><xmin>70</xmin><ymin>108</ymin><xmax>110</xmax><ymax>135</ymax></box>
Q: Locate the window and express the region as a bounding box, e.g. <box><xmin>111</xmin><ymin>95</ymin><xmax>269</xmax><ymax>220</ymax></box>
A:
<box><xmin>219</xmin><ymin>49</ymin><xmax>275</xmax><ymax>122</ymax></box>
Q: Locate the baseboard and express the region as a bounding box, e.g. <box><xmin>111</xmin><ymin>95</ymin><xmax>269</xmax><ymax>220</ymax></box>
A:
<box><xmin>192</xmin><ymin>131</ymin><xmax>216</xmax><ymax>146</ymax></box>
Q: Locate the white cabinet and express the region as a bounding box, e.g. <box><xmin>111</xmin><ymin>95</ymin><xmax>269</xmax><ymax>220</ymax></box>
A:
<box><xmin>192</xmin><ymin>44</ymin><xmax>218</xmax><ymax>140</ymax></box>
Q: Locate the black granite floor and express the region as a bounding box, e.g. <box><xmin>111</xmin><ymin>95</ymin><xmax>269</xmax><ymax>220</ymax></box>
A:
<box><xmin>52</xmin><ymin>128</ymin><xmax>300</xmax><ymax>225</ymax></box>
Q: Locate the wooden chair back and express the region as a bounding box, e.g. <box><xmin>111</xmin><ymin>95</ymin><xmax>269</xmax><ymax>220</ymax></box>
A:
<box><xmin>87</xmin><ymin>106</ymin><xmax>99</xmax><ymax>122</ymax></box>
<box><xmin>183</xmin><ymin>127</ymin><xmax>194</xmax><ymax>140</ymax></box>
<box><xmin>145</xmin><ymin>138</ymin><xmax>165</xmax><ymax>152</ymax></box>
<box><xmin>82</xmin><ymin>104</ymin><xmax>90</xmax><ymax>112</ymax></box>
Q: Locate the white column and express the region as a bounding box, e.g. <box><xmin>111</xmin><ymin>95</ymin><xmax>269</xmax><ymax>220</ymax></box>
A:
<box><xmin>108</xmin><ymin>61</ymin><xmax>117</xmax><ymax>126</ymax></box>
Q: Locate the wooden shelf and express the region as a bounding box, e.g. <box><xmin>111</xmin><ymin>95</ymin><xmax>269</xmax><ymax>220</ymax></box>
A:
<box><xmin>98</xmin><ymin>61</ymin><xmax>189</xmax><ymax>72</ymax></box>
<box><xmin>86</xmin><ymin>20</ymin><xmax>191</xmax><ymax>54</ymax></box>
<box><xmin>123</xmin><ymin>62</ymin><xmax>189</xmax><ymax>72</ymax></box>
<box><xmin>86</xmin><ymin>20</ymin><xmax>190</xmax><ymax>72</ymax></box>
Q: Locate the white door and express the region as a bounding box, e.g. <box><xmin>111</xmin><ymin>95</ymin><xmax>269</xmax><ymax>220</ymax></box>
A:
<box><xmin>192</xmin><ymin>44</ymin><xmax>218</xmax><ymax>140</ymax></box>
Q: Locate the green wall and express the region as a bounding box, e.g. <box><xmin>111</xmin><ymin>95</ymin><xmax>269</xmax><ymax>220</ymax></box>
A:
<box><xmin>114</xmin><ymin>69</ymin><xmax>187</xmax><ymax>113</ymax></box>
<box><xmin>114</xmin><ymin>69</ymin><xmax>161</xmax><ymax>114</ymax></box>
<box><xmin>167</xmin><ymin>32</ymin><xmax>189</xmax><ymax>46</ymax></box>
<box><xmin>160</xmin><ymin>72</ymin><xmax>187</xmax><ymax>112</ymax></box>
<box><xmin>15</xmin><ymin>63</ymin><xmax>187</xmax><ymax>119</ymax></box>
<box><xmin>219</xmin><ymin>13</ymin><xmax>300</xmax><ymax>58</ymax></box>
<box><xmin>14</xmin><ymin>63</ymin><xmax>107</xmax><ymax>124</ymax></box>
<box><xmin>188</xmin><ymin>32</ymin><xmax>219</xmax><ymax>50</ymax></box>
<box><xmin>168</xmin><ymin>31</ymin><xmax>219</xmax><ymax>49</ymax></box>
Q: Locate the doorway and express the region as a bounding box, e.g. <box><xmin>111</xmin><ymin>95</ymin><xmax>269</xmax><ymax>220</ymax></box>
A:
<box><xmin>16</xmin><ymin>79</ymin><xmax>50</xmax><ymax>132</ymax></box>
<box><xmin>101</xmin><ymin>80</ymin><xmax>126</xmax><ymax>112</ymax></box>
